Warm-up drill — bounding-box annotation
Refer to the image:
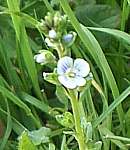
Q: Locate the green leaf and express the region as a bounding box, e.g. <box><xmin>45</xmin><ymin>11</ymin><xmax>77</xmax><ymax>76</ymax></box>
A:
<box><xmin>18</xmin><ymin>131</ymin><xmax>36</xmax><ymax>150</ymax></box>
<box><xmin>0</xmin><ymin>85</ymin><xmax>31</xmax><ymax>115</ymax></box>
<box><xmin>0</xmin><ymin>107</ymin><xmax>26</xmax><ymax>135</ymax></box>
<box><xmin>56</xmin><ymin>86</ymin><xmax>68</xmax><ymax>107</ymax></box>
<box><xmin>76</xmin><ymin>4</ymin><xmax>120</xmax><ymax>28</ymax></box>
<box><xmin>88</xmin><ymin>27</ymin><xmax>130</xmax><ymax>47</ymax></box>
<box><xmin>28</xmin><ymin>127</ymin><xmax>51</xmax><ymax>145</ymax></box>
<box><xmin>93</xmin><ymin>86</ymin><xmax>130</xmax><ymax>128</ymax></box>
<box><xmin>49</xmin><ymin>143</ymin><xmax>55</xmax><ymax>150</ymax></box>
<box><xmin>127</xmin><ymin>0</ymin><xmax>130</xmax><ymax>5</ymax></box>
<box><xmin>20</xmin><ymin>92</ymin><xmax>51</xmax><ymax>115</ymax></box>
<box><xmin>78</xmin><ymin>0</ymin><xmax>96</xmax><ymax>5</ymax></box>
<box><xmin>0</xmin><ymin>39</ymin><xmax>23</xmax><ymax>91</ymax></box>
<box><xmin>0</xmin><ymin>81</ymin><xmax>12</xmax><ymax>150</ymax></box>
<box><xmin>87</xmin><ymin>141</ymin><xmax>102</xmax><ymax>150</ymax></box>
<box><xmin>61</xmin><ymin>135</ymin><xmax>68</xmax><ymax>150</ymax></box>
<box><xmin>7</xmin><ymin>0</ymin><xmax>43</xmax><ymax>100</ymax></box>
<box><xmin>125</xmin><ymin>109</ymin><xmax>130</xmax><ymax>137</ymax></box>
<box><xmin>43</xmin><ymin>72</ymin><xmax>60</xmax><ymax>85</ymax></box>
<box><xmin>56</xmin><ymin>112</ymin><xmax>74</xmax><ymax>128</ymax></box>
<box><xmin>99</xmin><ymin>127</ymin><xmax>127</xmax><ymax>150</ymax></box>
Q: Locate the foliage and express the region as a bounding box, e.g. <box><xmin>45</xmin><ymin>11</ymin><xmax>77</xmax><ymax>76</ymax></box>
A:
<box><xmin>0</xmin><ymin>0</ymin><xmax>130</xmax><ymax>149</ymax></box>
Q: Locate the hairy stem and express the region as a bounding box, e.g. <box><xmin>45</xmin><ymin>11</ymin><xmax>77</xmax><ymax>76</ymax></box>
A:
<box><xmin>68</xmin><ymin>90</ymin><xmax>87</xmax><ymax>150</ymax></box>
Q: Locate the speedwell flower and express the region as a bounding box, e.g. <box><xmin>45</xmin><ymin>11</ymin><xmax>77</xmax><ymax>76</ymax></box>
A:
<box><xmin>57</xmin><ymin>56</ymin><xmax>90</xmax><ymax>89</ymax></box>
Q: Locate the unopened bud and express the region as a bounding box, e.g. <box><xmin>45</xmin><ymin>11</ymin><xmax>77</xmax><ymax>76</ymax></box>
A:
<box><xmin>49</xmin><ymin>29</ymin><xmax>57</xmax><ymax>39</ymax></box>
<box><xmin>62</xmin><ymin>32</ymin><xmax>76</xmax><ymax>47</ymax></box>
<box><xmin>34</xmin><ymin>53</ymin><xmax>45</xmax><ymax>63</ymax></box>
<box><xmin>34</xmin><ymin>50</ymin><xmax>56</xmax><ymax>65</ymax></box>
<box><xmin>62</xmin><ymin>33</ymin><xmax>73</xmax><ymax>43</ymax></box>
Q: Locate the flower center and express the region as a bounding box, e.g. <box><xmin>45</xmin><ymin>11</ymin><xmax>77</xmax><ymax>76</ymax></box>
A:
<box><xmin>68</xmin><ymin>72</ymin><xmax>75</xmax><ymax>77</ymax></box>
<box><xmin>66</xmin><ymin>68</ymin><xmax>76</xmax><ymax>78</ymax></box>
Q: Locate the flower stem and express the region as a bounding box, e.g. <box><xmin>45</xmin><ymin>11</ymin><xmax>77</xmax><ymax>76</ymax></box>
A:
<box><xmin>56</xmin><ymin>42</ymin><xmax>64</xmax><ymax>58</ymax></box>
<box><xmin>68</xmin><ymin>90</ymin><xmax>87</xmax><ymax>150</ymax></box>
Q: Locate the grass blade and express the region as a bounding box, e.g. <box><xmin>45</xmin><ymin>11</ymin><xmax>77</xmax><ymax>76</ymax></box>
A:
<box><xmin>0</xmin><ymin>85</ymin><xmax>31</xmax><ymax>115</ymax></box>
<box><xmin>87</xmin><ymin>27</ymin><xmax>130</xmax><ymax>46</ymax></box>
<box><xmin>93</xmin><ymin>86</ymin><xmax>130</xmax><ymax>128</ymax></box>
<box><xmin>7</xmin><ymin>0</ymin><xmax>43</xmax><ymax>100</ymax></box>
<box><xmin>0</xmin><ymin>81</ymin><xmax>12</xmax><ymax>150</ymax></box>
<box><xmin>20</xmin><ymin>92</ymin><xmax>51</xmax><ymax>115</ymax></box>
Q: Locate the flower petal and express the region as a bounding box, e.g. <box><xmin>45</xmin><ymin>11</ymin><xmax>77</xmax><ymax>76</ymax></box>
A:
<box><xmin>57</xmin><ymin>56</ymin><xmax>73</xmax><ymax>75</ymax></box>
<box><xmin>58</xmin><ymin>75</ymin><xmax>77</xmax><ymax>89</ymax></box>
<box><xmin>74</xmin><ymin>76</ymin><xmax>86</xmax><ymax>87</ymax></box>
<box><xmin>74</xmin><ymin>58</ymin><xmax>90</xmax><ymax>77</ymax></box>
<box><xmin>34</xmin><ymin>54</ymin><xmax>45</xmax><ymax>63</ymax></box>
<box><xmin>49</xmin><ymin>29</ymin><xmax>57</xmax><ymax>39</ymax></box>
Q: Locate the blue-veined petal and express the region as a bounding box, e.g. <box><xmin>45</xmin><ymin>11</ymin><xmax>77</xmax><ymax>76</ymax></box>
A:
<box><xmin>74</xmin><ymin>58</ymin><xmax>90</xmax><ymax>77</ymax></box>
<box><xmin>58</xmin><ymin>75</ymin><xmax>77</xmax><ymax>89</ymax></box>
<box><xmin>57</xmin><ymin>56</ymin><xmax>73</xmax><ymax>75</ymax></box>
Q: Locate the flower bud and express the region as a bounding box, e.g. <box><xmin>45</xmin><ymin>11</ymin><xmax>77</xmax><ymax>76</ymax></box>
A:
<box><xmin>62</xmin><ymin>32</ymin><xmax>76</xmax><ymax>47</ymax></box>
<box><xmin>48</xmin><ymin>29</ymin><xmax>57</xmax><ymax>39</ymax></box>
<box><xmin>34</xmin><ymin>50</ymin><xmax>56</xmax><ymax>65</ymax></box>
<box><xmin>34</xmin><ymin>53</ymin><xmax>45</xmax><ymax>63</ymax></box>
<box><xmin>44</xmin><ymin>12</ymin><xmax>53</xmax><ymax>27</ymax></box>
<box><xmin>38</xmin><ymin>19</ymin><xmax>48</xmax><ymax>34</ymax></box>
<box><xmin>62</xmin><ymin>33</ymin><xmax>73</xmax><ymax>43</ymax></box>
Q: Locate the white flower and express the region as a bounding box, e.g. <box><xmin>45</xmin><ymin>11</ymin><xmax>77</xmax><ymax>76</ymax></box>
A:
<box><xmin>57</xmin><ymin>56</ymin><xmax>90</xmax><ymax>89</ymax></box>
<box><xmin>34</xmin><ymin>53</ymin><xmax>45</xmax><ymax>63</ymax></box>
<box><xmin>48</xmin><ymin>29</ymin><xmax>57</xmax><ymax>39</ymax></box>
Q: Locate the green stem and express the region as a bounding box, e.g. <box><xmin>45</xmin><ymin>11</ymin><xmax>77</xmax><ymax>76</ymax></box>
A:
<box><xmin>105</xmin><ymin>135</ymin><xmax>130</xmax><ymax>142</ymax></box>
<box><xmin>42</xmin><ymin>0</ymin><xmax>54</xmax><ymax>13</ymax></box>
<box><xmin>56</xmin><ymin>43</ymin><xmax>64</xmax><ymax>58</ymax></box>
<box><xmin>121</xmin><ymin>0</ymin><xmax>129</xmax><ymax>31</ymax></box>
<box><xmin>68</xmin><ymin>90</ymin><xmax>87</xmax><ymax>150</ymax></box>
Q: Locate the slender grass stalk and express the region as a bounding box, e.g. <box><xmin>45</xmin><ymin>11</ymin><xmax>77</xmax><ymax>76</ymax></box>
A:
<box><xmin>105</xmin><ymin>135</ymin><xmax>130</xmax><ymax>142</ymax></box>
<box><xmin>0</xmin><ymin>80</ymin><xmax>12</xmax><ymax>150</ymax></box>
<box><xmin>93</xmin><ymin>86</ymin><xmax>130</xmax><ymax>128</ymax></box>
<box><xmin>106</xmin><ymin>0</ymin><xmax>116</xmax><ymax>7</ymax></box>
<box><xmin>121</xmin><ymin>0</ymin><xmax>129</xmax><ymax>31</ymax></box>
<box><xmin>43</xmin><ymin>0</ymin><xmax>54</xmax><ymax>13</ymax></box>
<box><xmin>68</xmin><ymin>90</ymin><xmax>87</xmax><ymax>150</ymax></box>
<box><xmin>7</xmin><ymin>0</ymin><xmax>43</xmax><ymax>100</ymax></box>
